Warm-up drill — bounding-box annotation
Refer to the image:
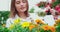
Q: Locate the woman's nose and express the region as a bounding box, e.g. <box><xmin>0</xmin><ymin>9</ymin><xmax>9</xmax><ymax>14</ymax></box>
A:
<box><xmin>20</xmin><ymin>2</ymin><xmax>24</xmax><ymax>6</ymax></box>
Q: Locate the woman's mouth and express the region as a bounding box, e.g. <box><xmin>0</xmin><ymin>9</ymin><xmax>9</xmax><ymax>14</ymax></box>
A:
<box><xmin>20</xmin><ymin>7</ymin><xmax>25</xmax><ymax>10</ymax></box>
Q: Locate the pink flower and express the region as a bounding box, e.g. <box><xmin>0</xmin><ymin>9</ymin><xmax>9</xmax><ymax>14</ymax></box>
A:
<box><xmin>55</xmin><ymin>4</ymin><xmax>60</xmax><ymax>13</ymax></box>
<box><xmin>58</xmin><ymin>9</ymin><xmax>60</xmax><ymax>12</ymax></box>
<box><xmin>36</xmin><ymin>4</ymin><xmax>40</xmax><ymax>6</ymax></box>
<box><xmin>55</xmin><ymin>5</ymin><xmax>60</xmax><ymax>10</ymax></box>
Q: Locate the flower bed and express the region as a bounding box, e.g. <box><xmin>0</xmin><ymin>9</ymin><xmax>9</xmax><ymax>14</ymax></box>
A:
<box><xmin>0</xmin><ymin>18</ymin><xmax>60</xmax><ymax>32</ymax></box>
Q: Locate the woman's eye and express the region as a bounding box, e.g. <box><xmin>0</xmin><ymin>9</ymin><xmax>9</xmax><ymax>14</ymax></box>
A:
<box><xmin>16</xmin><ymin>1</ymin><xmax>20</xmax><ymax>4</ymax></box>
<box><xmin>23</xmin><ymin>0</ymin><xmax>26</xmax><ymax>3</ymax></box>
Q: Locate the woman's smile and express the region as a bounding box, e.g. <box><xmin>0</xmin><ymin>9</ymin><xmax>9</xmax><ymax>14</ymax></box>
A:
<box><xmin>20</xmin><ymin>7</ymin><xmax>25</xmax><ymax>10</ymax></box>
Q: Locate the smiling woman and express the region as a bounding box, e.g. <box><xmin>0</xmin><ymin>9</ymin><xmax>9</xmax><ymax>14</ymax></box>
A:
<box><xmin>6</xmin><ymin>0</ymin><xmax>38</xmax><ymax>28</ymax></box>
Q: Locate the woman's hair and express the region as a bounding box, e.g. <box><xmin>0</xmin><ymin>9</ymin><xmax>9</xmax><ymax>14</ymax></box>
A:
<box><xmin>9</xmin><ymin>0</ymin><xmax>29</xmax><ymax>18</ymax></box>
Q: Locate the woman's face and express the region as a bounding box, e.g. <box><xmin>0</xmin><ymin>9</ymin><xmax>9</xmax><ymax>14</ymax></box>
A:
<box><xmin>15</xmin><ymin>0</ymin><xmax>28</xmax><ymax>13</ymax></box>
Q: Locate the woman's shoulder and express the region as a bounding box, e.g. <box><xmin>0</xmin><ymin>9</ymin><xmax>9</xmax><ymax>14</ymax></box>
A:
<box><xmin>6</xmin><ymin>18</ymin><xmax>14</xmax><ymax>23</ymax></box>
<box><xmin>7</xmin><ymin>18</ymin><xmax>13</xmax><ymax>21</ymax></box>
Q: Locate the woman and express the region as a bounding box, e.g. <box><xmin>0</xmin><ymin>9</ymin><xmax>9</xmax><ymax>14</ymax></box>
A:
<box><xmin>6</xmin><ymin>0</ymin><xmax>37</xmax><ymax>28</ymax></box>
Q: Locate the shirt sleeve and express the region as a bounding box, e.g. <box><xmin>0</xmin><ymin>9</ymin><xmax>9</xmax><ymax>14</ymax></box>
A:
<box><xmin>6</xmin><ymin>18</ymin><xmax>12</xmax><ymax>28</ymax></box>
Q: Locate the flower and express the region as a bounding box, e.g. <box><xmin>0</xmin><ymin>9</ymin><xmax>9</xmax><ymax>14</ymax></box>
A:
<box><xmin>54</xmin><ymin>23</ymin><xmax>57</xmax><ymax>27</ymax></box>
<box><xmin>29</xmin><ymin>25</ymin><xmax>35</xmax><ymax>30</ymax></box>
<box><xmin>49</xmin><ymin>26</ymin><xmax>55</xmax><ymax>32</ymax></box>
<box><xmin>41</xmin><ymin>25</ymin><xmax>50</xmax><ymax>30</ymax></box>
<box><xmin>55</xmin><ymin>4</ymin><xmax>60</xmax><ymax>13</ymax></box>
<box><xmin>36</xmin><ymin>3</ymin><xmax>40</xmax><ymax>6</ymax></box>
<box><xmin>42</xmin><ymin>25</ymin><xmax>55</xmax><ymax>32</ymax></box>
<box><xmin>55</xmin><ymin>19</ymin><xmax>60</xmax><ymax>24</ymax></box>
<box><xmin>9</xmin><ymin>24</ymin><xmax>15</xmax><ymax>30</ymax></box>
<box><xmin>14</xmin><ymin>18</ymin><xmax>21</xmax><ymax>24</ymax></box>
<box><xmin>35</xmin><ymin>19</ymin><xmax>44</xmax><ymax>24</ymax></box>
<box><xmin>2</xmin><ymin>24</ymin><xmax>6</xmax><ymax>27</ymax></box>
<box><xmin>21</xmin><ymin>22</ymin><xmax>30</xmax><ymax>28</ymax></box>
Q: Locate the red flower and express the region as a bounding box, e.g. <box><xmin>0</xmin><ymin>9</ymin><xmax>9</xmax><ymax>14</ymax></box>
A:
<box><xmin>55</xmin><ymin>5</ymin><xmax>60</xmax><ymax>11</ymax></box>
<box><xmin>45</xmin><ymin>10</ymin><xmax>48</xmax><ymax>13</ymax></box>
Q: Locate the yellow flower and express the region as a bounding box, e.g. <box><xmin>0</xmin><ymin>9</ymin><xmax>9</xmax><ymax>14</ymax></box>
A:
<box><xmin>21</xmin><ymin>22</ymin><xmax>30</xmax><ymax>28</ymax></box>
<box><xmin>2</xmin><ymin>24</ymin><xmax>6</xmax><ymax>27</ymax></box>
<box><xmin>14</xmin><ymin>18</ymin><xmax>21</xmax><ymax>24</ymax></box>
<box><xmin>54</xmin><ymin>23</ymin><xmax>57</xmax><ymax>27</ymax></box>
<box><xmin>9</xmin><ymin>24</ymin><xmax>15</xmax><ymax>29</ymax></box>
<box><xmin>55</xmin><ymin>19</ymin><xmax>60</xmax><ymax>24</ymax></box>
